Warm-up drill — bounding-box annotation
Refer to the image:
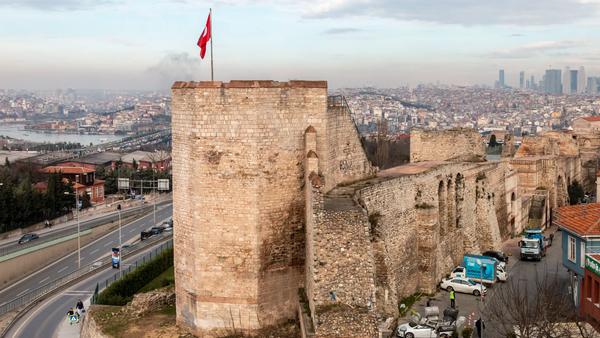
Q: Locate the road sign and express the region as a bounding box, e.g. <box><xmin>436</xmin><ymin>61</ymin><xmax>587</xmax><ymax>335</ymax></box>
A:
<box><xmin>157</xmin><ymin>179</ymin><xmax>170</xmax><ymax>191</ymax></box>
<box><xmin>117</xmin><ymin>178</ymin><xmax>130</xmax><ymax>190</ymax></box>
<box><xmin>69</xmin><ymin>314</ymin><xmax>78</xmax><ymax>323</ymax></box>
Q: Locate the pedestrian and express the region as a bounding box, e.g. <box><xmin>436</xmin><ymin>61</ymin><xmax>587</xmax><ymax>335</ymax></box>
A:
<box><xmin>450</xmin><ymin>289</ymin><xmax>456</xmax><ymax>308</ymax></box>
<box><xmin>44</xmin><ymin>219</ymin><xmax>49</xmax><ymax>228</ymax></box>
<box><xmin>426</xmin><ymin>298</ymin><xmax>431</xmax><ymax>307</ymax></box>
<box><xmin>475</xmin><ymin>317</ymin><xmax>485</xmax><ymax>337</ymax></box>
<box><xmin>76</xmin><ymin>299</ymin><xmax>84</xmax><ymax>314</ymax></box>
<box><xmin>66</xmin><ymin>308</ymin><xmax>75</xmax><ymax>325</ymax></box>
<box><xmin>550</xmin><ymin>233</ymin><xmax>554</xmax><ymax>245</ymax></box>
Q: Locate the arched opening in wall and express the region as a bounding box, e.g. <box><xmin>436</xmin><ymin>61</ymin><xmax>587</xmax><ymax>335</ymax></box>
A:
<box><xmin>455</xmin><ymin>173</ymin><xmax>464</xmax><ymax>228</ymax></box>
<box><xmin>447</xmin><ymin>178</ymin><xmax>454</xmax><ymax>230</ymax></box>
<box><xmin>438</xmin><ymin>181</ymin><xmax>446</xmax><ymax>235</ymax></box>
<box><xmin>511</xmin><ymin>191</ymin><xmax>516</xmax><ymax>215</ymax></box>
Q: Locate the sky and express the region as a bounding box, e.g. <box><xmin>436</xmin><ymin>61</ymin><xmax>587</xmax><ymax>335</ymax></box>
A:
<box><xmin>2</xmin><ymin>0</ymin><xmax>600</xmax><ymax>90</ymax></box>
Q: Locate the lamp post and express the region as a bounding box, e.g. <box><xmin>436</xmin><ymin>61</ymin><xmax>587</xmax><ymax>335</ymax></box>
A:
<box><xmin>65</xmin><ymin>174</ymin><xmax>81</xmax><ymax>270</ymax></box>
<box><xmin>117</xmin><ymin>203</ymin><xmax>122</xmax><ymax>277</ymax></box>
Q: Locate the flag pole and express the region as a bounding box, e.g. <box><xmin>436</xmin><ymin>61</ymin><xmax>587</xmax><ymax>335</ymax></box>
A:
<box><xmin>210</xmin><ymin>8</ymin><xmax>214</xmax><ymax>81</ymax></box>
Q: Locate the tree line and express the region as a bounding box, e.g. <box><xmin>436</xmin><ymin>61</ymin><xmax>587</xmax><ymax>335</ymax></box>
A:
<box><xmin>0</xmin><ymin>161</ymin><xmax>75</xmax><ymax>234</ymax></box>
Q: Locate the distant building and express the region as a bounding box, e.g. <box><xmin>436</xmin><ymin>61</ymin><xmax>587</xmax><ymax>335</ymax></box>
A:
<box><xmin>520</xmin><ymin>71</ymin><xmax>525</xmax><ymax>89</ymax></box>
<box><xmin>41</xmin><ymin>165</ymin><xmax>105</xmax><ymax>204</ymax></box>
<box><xmin>545</xmin><ymin>69</ymin><xmax>562</xmax><ymax>94</ymax></box>
<box><xmin>571</xmin><ymin>69</ymin><xmax>579</xmax><ymax>94</ymax></box>
<box><xmin>117</xmin><ymin>150</ymin><xmax>171</xmax><ymax>172</ymax></box>
<box><xmin>579</xmin><ymin>66</ymin><xmax>587</xmax><ymax>94</ymax></box>
<box><xmin>499</xmin><ymin>69</ymin><xmax>505</xmax><ymax>88</ymax></box>
<box><xmin>57</xmin><ymin>151</ymin><xmax>121</xmax><ymax>171</ymax></box>
<box><xmin>563</xmin><ymin>67</ymin><xmax>572</xmax><ymax>94</ymax></box>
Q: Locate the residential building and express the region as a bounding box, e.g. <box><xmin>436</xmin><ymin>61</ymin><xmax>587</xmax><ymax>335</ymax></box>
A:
<box><xmin>582</xmin><ymin>253</ymin><xmax>600</xmax><ymax>328</ymax></box>
<box><xmin>117</xmin><ymin>150</ymin><xmax>171</xmax><ymax>172</ymax></box>
<box><xmin>555</xmin><ymin>203</ymin><xmax>600</xmax><ymax>312</ymax></box>
<box><xmin>41</xmin><ymin>165</ymin><xmax>105</xmax><ymax>204</ymax></box>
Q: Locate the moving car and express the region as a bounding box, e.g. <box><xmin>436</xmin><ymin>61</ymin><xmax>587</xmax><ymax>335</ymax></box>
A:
<box><xmin>396</xmin><ymin>321</ymin><xmax>454</xmax><ymax>338</ymax></box>
<box><xmin>440</xmin><ymin>277</ymin><xmax>487</xmax><ymax>296</ymax></box>
<box><xmin>482</xmin><ymin>250</ymin><xmax>509</xmax><ymax>263</ymax></box>
<box><xmin>18</xmin><ymin>233</ymin><xmax>39</xmax><ymax>244</ymax></box>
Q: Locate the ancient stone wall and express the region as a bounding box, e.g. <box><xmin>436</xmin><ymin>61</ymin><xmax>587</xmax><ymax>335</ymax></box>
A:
<box><xmin>171</xmin><ymin>80</ymin><xmax>374</xmax><ymax>335</ymax></box>
<box><xmin>410</xmin><ymin>128</ymin><xmax>486</xmax><ymax>163</ymax></box>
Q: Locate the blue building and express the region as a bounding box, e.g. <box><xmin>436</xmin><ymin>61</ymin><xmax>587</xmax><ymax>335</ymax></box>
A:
<box><xmin>555</xmin><ymin>203</ymin><xmax>600</xmax><ymax>310</ymax></box>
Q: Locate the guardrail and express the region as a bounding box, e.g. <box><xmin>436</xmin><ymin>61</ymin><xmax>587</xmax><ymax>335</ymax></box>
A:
<box><xmin>0</xmin><ymin>233</ymin><xmax>172</xmax><ymax>317</ymax></box>
<box><xmin>0</xmin><ymin>203</ymin><xmax>166</xmax><ymax>258</ymax></box>
<box><xmin>91</xmin><ymin>240</ymin><xmax>173</xmax><ymax>304</ymax></box>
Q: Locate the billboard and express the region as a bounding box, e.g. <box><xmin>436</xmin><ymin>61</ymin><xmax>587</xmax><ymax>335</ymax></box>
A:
<box><xmin>117</xmin><ymin>178</ymin><xmax>130</xmax><ymax>190</ymax></box>
<box><xmin>157</xmin><ymin>179</ymin><xmax>170</xmax><ymax>191</ymax></box>
<box><xmin>463</xmin><ymin>254</ymin><xmax>496</xmax><ymax>282</ymax></box>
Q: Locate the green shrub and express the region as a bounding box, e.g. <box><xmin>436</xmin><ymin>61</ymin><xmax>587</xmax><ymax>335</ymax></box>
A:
<box><xmin>97</xmin><ymin>248</ymin><xmax>173</xmax><ymax>306</ymax></box>
<box><xmin>462</xmin><ymin>326</ymin><xmax>473</xmax><ymax>338</ymax></box>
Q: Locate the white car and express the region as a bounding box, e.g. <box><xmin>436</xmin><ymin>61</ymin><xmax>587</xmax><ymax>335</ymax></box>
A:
<box><xmin>440</xmin><ymin>277</ymin><xmax>487</xmax><ymax>296</ymax></box>
<box><xmin>396</xmin><ymin>321</ymin><xmax>453</xmax><ymax>338</ymax></box>
<box><xmin>450</xmin><ymin>265</ymin><xmax>507</xmax><ymax>282</ymax></box>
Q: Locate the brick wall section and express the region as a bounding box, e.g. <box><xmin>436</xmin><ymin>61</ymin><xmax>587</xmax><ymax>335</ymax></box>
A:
<box><xmin>410</xmin><ymin>128</ymin><xmax>486</xmax><ymax>163</ymax></box>
<box><xmin>171</xmin><ymin>80</ymin><xmax>374</xmax><ymax>336</ymax></box>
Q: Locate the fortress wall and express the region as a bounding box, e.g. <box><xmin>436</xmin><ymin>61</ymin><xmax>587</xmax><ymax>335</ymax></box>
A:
<box><xmin>410</xmin><ymin>128</ymin><xmax>486</xmax><ymax>163</ymax></box>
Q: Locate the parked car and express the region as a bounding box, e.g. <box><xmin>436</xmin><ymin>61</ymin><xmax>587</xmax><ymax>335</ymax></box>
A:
<box><xmin>150</xmin><ymin>226</ymin><xmax>164</xmax><ymax>235</ymax></box>
<box><xmin>482</xmin><ymin>250</ymin><xmax>509</xmax><ymax>263</ymax></box>
<box><xmin>396</xmin><ymin>321</ymin><xmax>454</xmax><ymax>338</ymax></box>
<box><xmin>18</xmin><ymin>233</ymin><xmax>39</xmax><ymax>244</ymax></box>
<box><xmin>440</xmin><ymin>277</ymin><xmax>487</xmax><ymax>296</ymax></box>
<box><xmin>450</xmin><ymin>265</ymin><xmax>507</xmax><ymax>282</ymax></box>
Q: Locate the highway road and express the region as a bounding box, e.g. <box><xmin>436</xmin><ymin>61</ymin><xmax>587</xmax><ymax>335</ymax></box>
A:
<box><xmin>5</xmin><ymin>238</ymin><xmax>172</xmax><ymax>338</ymax></box>
<box><xmin>0</xmin><ymin>203</ymin><xmax>173</xmax><ymax>308</ymax></box>
<box><xmin>0</xmin><ymin>199</ymin><xmax>172</xmax><ymax>257</ymax></box>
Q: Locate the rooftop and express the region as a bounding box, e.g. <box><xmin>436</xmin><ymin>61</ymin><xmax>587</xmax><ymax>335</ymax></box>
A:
<box><xmin>172</xmin><ymin>80</ymin><xmax>327</xmax><ymax>89</ymax></box>
<box><xmin>120</xmin><ymin>150</ymin><xmax>170</xmax><ymax>164</ymax></box>
<box><xmin>555</xmin><ymin>203</ymin><xmax>600</xmax><ymax>237</ymax></box>
<box><xmin>75</xmin><ymin>152</ymin><xmax>121</xmax><ymax>165</ymax></box>
<box><xmin>583</xmin><ymin>116</ymin><xmax>600</xmax><ymax>122</ymax></box>
<box><xmin>42</xmin><ymin>166</ymin><xmax>95</xmax><ymax>175</ymax></box>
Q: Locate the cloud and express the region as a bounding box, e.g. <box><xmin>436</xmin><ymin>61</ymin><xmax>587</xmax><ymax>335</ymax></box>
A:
<box><xmin>0</xmin><ymin>0</ymin><xmax>117</xmax><ymax>10</ymax></box>
<box><xmin>486</xmin><ymin>40</ymin><xmax>585</xmax><ymax>59</ymax></box>
<box><xmin>322</xmin><ymin>27</ymin><xmax>362</xmax><ymax>35</ymax></box>
<box><xmin>302</xmin><ymin>0</ymin><xmax>600</xmax><ymax>26</ymax></box>
<box><xmin>510</xmin><ymin>33</ymin><xmax>524</xmax><ymax>37</ymax></box>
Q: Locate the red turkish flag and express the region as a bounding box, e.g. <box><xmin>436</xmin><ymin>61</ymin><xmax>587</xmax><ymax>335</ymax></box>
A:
<box><xmin>197</xmin><ymin>13</ymin><xmax>211</xmax><ymax>59</ymax></box>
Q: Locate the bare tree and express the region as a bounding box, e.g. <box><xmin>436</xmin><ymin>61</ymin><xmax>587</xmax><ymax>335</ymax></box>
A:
<box><xmin>483</xmin><ymin>265</ymin><xmax>599</xmax><ymax>338</ymax></box>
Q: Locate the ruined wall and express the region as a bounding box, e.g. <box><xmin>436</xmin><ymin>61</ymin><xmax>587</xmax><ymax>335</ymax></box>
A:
<box><xmin>171</xmin><ymin>80</ymin><xmax>373</xmax><ymax>335</ymax></box>
<box><xmin>410</xmin><ymin>128</ymin><xmax>486</xmax><ymax>163</ymax></box>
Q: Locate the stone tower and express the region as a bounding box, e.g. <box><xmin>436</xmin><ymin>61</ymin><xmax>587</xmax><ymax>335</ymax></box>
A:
<box><xmin>171</xmin><ymin>80</ymin><xmax>373</xmax><ymax>336</ymax></box>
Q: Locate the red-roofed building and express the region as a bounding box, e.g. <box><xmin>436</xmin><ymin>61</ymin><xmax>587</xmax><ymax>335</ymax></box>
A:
<box><xmin>41</xmin><ymin>165</ymin><xmax>105</xmax><ymax>204</ymax></box>
<box><xmin>555</xmin><ymin>203</ymin><xmax>600</xmax><ymax>314</ymax></box>
<box><xmin>573</xmin><ymin>116</ymin><xmax>600</xmax><ymax>133</ymax></box>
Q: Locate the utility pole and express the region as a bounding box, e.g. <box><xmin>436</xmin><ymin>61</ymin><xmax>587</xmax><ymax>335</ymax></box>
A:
<box><xmin>117</xmin><ymin>204</ymin><xmax>122</xmax><ymax>277</ymax></box>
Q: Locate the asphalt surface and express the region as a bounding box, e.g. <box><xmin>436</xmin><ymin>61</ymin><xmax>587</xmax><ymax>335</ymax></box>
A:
<box><xmin>411</xmin><ymin>227</ymin><xmax>568</xmax><ymax>338</ymax></box>
<box><xmin>0</xmin><ymin>203</ymin><xmax>172</xmax><ymax>308</ymax></box>
<box><xmin>5</xmin><ymin>238</ymin><xmax>172</xmax><ymax>338</ymax></box>
<box><xmin>0</xmin><ymin>199</ymin><xmax>172</xmax><ymax>257</ymax></box>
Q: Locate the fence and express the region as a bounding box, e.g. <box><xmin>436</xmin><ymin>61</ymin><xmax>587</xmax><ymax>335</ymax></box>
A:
<box><xmin>0</xmin><ymin>234</ymin><xmax>172</xmax><ymax>317</ymax></box>
<box><xmin>91</xmin><ymin>240</ymin><xmax>173</xmax><ymax>304</ymax></box>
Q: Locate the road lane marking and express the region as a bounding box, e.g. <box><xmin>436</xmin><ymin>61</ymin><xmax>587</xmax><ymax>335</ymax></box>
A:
<box><xmin>103</xmin><ymin>242</ymin><xmax>111</xmax><ymax>247</ymax></box>
<box><xmin>57</xmin><ymin>266</ymin><xmax>69</xmax><ymax>274</ymax></box>
<box><xmin>38</xmin><ymin>276</ymin><xmax>50</xmax><ymax>284</ymax></box>
<box><xmin>89</xmin><ymin>249</ymin><xmax>99</xmax><ymax>255</ymax></box>
<box><xmin>15</xmin><ymin>289</ymin><xmax>30</xmax><ymax>297</ymax></box>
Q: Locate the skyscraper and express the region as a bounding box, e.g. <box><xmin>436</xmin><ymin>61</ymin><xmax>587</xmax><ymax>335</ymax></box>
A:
<box><xmin>531</xmin><ymin>75</ymin><xmax>536</xmax><ymax>90</ymax></box>
<box><xmin>563</xmin><ymin>66</ymin><xmax>571</xmax><ymax>94</ymax></box>
<box><xmin>570</xmin><ymin>69</ymin><xmax>578</xmax><ymax>93</ymax></box>
<box><xmin>545</xmin><ymin>69</ymin><xmax>562</xmax><ymax>94</ymax></box>
<box><xmin>578</xmin><ymin>66</ymin><xmax>586</xmax><ymax>94</ymax></box>
<box><xmin>499</xmin><ymin>69</ymin><xmax>505</xmax><ymax>88</ymax></box>
<box><xmin>520</xmin><ymin>71</ymin><xmax>525</xmax><ymax>89</ymax></box>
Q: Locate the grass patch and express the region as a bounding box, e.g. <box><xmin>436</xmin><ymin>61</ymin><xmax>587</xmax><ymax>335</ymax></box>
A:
<box><xmin>92</xmin><ymin>305</ymin><xmax>130</xmax><ymax>338</ymax></box>
<box><xmin>138</xmin><ymin>266</ymin><xmax>174</xmax><ymax>293</ymax></box>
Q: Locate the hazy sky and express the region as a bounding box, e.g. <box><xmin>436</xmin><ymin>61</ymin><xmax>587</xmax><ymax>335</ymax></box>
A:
<box><xmin>2</xmin><ymin>0</ymin><xmax>600</xmax><ymax>90</ymax></box>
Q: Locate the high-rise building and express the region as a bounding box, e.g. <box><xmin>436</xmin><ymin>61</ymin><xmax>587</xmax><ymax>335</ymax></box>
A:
<box><xmin>563</xmin><ymin>67</ymin><xmax>571</xmax><ymax>94</ymax></box>
<box><xmin>530</xmin><ymin>75</ymin><xmax>536</xmax><ymax>90</ymax></box>
<box><xmin>588</xmin><ymin>77</ymin><xmax>600</xmax><ymax>95</ymax></box>
<box><xmin>520</xmin><ymin>71</ymin><xmax>525</xmax><ymax>89</ymax></box>
<box><xmin>578</xmin><ymin>66</ymin><xmax>586</xmax><ymax>94</ymax></box>
<box><xmin>570</xmin><ymin>70</ymin><xmax>578</xmax><ymax>93</ymax></box>
<box><xmin>545</xmin><ymin>69</ymin><xmax>562</xmax><ymax>94</ymax></box>
<box><xmin>499</xmin><ymin>69</ymin><xmax>505</xmax><ymax>88</ymax></box>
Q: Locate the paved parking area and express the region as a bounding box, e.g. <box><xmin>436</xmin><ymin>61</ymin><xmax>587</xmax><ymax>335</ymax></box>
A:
<box><xmin>402</xmin><ymin>226</ymin><xmax>566</xmax><ymax>338</ymax></box>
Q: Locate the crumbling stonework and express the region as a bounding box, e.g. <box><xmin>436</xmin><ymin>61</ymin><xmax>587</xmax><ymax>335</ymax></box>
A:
<box><xmin>410</xmin><ymin>128</ymin><xmax>486</xmax><ymax>163</ymax></box>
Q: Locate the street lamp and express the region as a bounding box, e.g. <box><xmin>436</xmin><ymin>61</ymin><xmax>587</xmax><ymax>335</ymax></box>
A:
<box><xmin>117</xmin><ymin>203</ymin><xmax>122</xmax><ymax>277</ymax></box>
<box><xmin>65</xmin><ymin>174</ymin><xmax>81</xmax><ymax>270</ymax></box>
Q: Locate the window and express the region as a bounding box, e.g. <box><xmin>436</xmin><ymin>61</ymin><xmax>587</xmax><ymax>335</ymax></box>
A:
<box><xmin>568</xmin><ymin>236</ymin><xmax>577</xmax><ymax>262</ymax></box>
<box><xmin>581</xmin><ymin>242</ymin><xmax>586</xmax><ymax>268</ymax></box>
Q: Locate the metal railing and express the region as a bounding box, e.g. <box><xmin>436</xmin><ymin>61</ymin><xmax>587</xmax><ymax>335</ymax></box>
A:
<box><xmin>0</xmin><ymin>203</ymin><xmax>167</xmax><ymax>258</ymax></box>
<box><xmin>91</xmin><ymin>240</ymin><xmax>173</xmax><ymax>304</ymax></box>
<box><xmin>0</xmin><ymin>233</ymin><xmax>172</xmax><ymax>317</ymax></box>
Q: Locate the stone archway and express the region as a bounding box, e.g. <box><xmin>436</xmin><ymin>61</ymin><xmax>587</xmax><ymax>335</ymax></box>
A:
<box><xmin>455</xmin><ymin>173</ymin><xmax>464</xmax><ymax>228</ymax></box>
<box><xmin>438</xmin><ymin>180</ymin><xmax>447</xmax><ymax>235</ymax></box>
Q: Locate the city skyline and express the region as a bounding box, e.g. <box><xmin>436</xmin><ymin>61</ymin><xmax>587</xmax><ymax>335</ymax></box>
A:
<box><xmin>2</xmin><ymin>0</ymin><xmax>600</xmax><ymax>90</ymax></box>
